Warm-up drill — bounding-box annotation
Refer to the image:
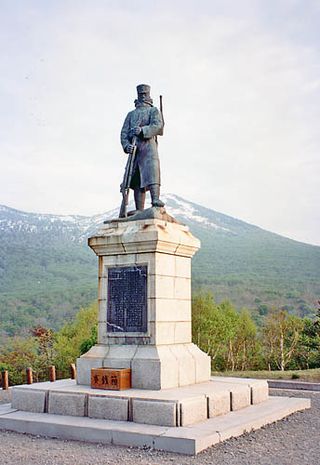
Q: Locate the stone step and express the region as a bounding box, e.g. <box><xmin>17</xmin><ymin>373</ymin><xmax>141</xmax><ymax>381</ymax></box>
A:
<box><xmin>11</xmin><ymin>377</ymin><xmax>269</xmax><ymax>427</ymax></box>
<box><xmin>0</xmin><ymin>396</ymin><xmax>310</xmax><ymax>455</ymax></box>
<box><xmin>268</xmin><ymin>379</ymin><xmax>320</xmax><ymax>391</ymax></box>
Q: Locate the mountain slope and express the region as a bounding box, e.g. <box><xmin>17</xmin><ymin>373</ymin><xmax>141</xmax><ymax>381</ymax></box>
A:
<box><xmin>165</xmin><ymin>195</ymin><xmax>319</xmax><ymax>314</ymax></box>
<box><xmin>0</xmin><ymin>195</ymin><xmax>319</xmax><ymax>336</ymax></box>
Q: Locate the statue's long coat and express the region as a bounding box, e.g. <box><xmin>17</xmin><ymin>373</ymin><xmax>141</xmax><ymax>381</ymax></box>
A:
<box><xmin>120</xmin><ymin>103</ymin><xmax>163</xmax><ymax>189</ymax></box>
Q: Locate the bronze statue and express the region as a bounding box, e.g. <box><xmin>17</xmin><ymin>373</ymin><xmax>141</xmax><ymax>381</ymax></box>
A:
<box><xmin>119</xmin><ymin>84</ymin><xmax>164</xmax><ymax>218</ymax></box>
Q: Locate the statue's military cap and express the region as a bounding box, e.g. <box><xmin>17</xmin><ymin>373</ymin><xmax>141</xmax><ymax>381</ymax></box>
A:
<box><xmin>136</xmin><ymin>84</ymin><xmax>151</xmax><ymax>94</ymax></box>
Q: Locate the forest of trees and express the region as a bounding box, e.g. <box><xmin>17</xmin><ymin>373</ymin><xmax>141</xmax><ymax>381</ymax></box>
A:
<box><xmin>0</xmin><ymin>304</ymin><xmax>98</xmax><ymax>385</ymax></box>
<box><xmin>1</xmin><ymin>293</ymin><xmax>320</xmax><ymax>386</ymax></box>
<box><xmin>192</xmin><ymin>292</ymin><xmax>320</xmax><ymax>372</ymax></box>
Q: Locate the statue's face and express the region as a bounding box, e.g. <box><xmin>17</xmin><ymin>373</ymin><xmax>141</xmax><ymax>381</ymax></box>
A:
<box><xmin>137</xmin><ymin>90</ymin><xmax>150</xmax><ymax>103</ymax></box>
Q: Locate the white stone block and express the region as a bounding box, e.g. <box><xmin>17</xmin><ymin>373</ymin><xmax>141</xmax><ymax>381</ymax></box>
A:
<box><xmin>155</xmin><ymin>322</ymin><xmax>175</xmax><ymax>345</ymax></box>
<box><xmin>153</xmin><ymin>321</ymin><xmax>191</xmax><ymax>345</ymax></box>
<box><xmin>102</xmin><ymin>344</ymin><xmax>138</xmax><ymax>369</ymax></box>
<box><xmin>175</xmin><ymin>256</ymin><xmax>191</xmax><ymax>278</ymax></box>
<box><xmin>77</xmin><ymin>346</ymin><xmax>109</xmax><ymax>385</ymax></box>
<box><xmin>174</xmin><ymin>321</ymin><xmax>192</xmax><ymax>344</ymax></box>
<box><xmin>180</xmin><ymin>397</ymin><xmax>207</xmax><ymax>426</ymax></box>
<box><xmin>211</xmin><ymin>377</ymin><xmax>269</xmax><ymax>405</ymax></box>
<box><xmin>114</xmin><ymin>253</ymin><xmax>137</xmax><ymax>266</ymax></box>
<box><xmin>147</xmin><ymin>321</ymin><xmax>156</xmax><ymax>342</ymax></box>
<box><xmin>0</xmin><ymin>388</ymin><xmax>11</xmax><ymax>403</ymax></box>
<box><xmin>174</xmin><ymin>277</ymin><xmax>191</xmax><ymax>300</ymax></box>
<box><xmin>98</xmin><ymin>277</ymin><xmax>107</xmax><ymax>299</ymax></box>
<box><xmin>153</xmin><ymin>298</ymin><xmax>191</xmax><ymax>322</ymax></box>
<box><xmin>131</xmin><ymin>359</ymin><xmax>161</xmax><ymax>390</ymax></box>
<box><xmin>135</xmin><ymin>252</ymin><xmax>155</xmax><ymax>273</ymax></box>
<box><xmin>147</xmin><ymin>298</ymin><xmax>157</xmax><ymax>324</ymax></box>
<box><xmin>90</xmin><ymin>219</ymin><xmax>201</xmax><ymax>258</ymax></box>
<box><xmin>104</xmin><ymin>335</ymin><xmax>128</xmax><ymax>345</ymax></box>
<box><xmin>98</xmin><ymin>324</ymin><xmax>107</xmax><ymax>342</ymax></box>
<box><xmin>149</xmin><ymin>275</ymin><xmax>175</xmax><ymax>299</ymax></box>
<box><xmin>132</xmin><ymin>399</ymin><xmax>177</xmax><ymax>427</ymax></box>
<box><xmin>251</xmin><ymin>381</ymin><xmax>269</xmax><ymax>404</ymax></box>
<box><xmin>88</xmin><ymin>396</ymin><xmax>128</xmax><ymax>421</ymax></box>
<box><xmin>101</xmin><ymin>255</ymin><xmax>118</xmax><ymax>270</ymax></box>
<box><xmin>186</xmin><ymin>344</ymin><xmax>211</xmax><ymax>383</ymax></box>
<box><xmin>97</xmin><ymin>303</ymin><xmax>107</xmax><ymax>320</ymax></box>
<box><xmin>131</xmin><ymin>345</ymin><xmax>179</xmax><ymax>390</ymax></box>
<box><xmin>153</xmin><ymin>434</ymin><xmax>199</xmax><ymax>455</ymax></box>
<box><xmin>11</xmin><ymin>388</ymin><xmax>46</xmax><ymax>413</ymax></box>
<box><xmin>169</xmin><ymin>345</ymin><xmax>196</xmax><ymax>386</ymax></box>
<box><xmin>208</xmin><ymin>391</ymin><xmax>231</xmax><ymax>417</ymax></box>
<box><xmin>155</xmin><ymin>253</ymin><xmax>176</xmax><ymax>276</ymax></box>
<box><xmin>111</xmin><ymin>429</ymin><xmax>155</xmax><ymax>449</ymax></box>
<box><xmin>48</xmin><ymin>392</ymin><xmax>86</xmax><ymax>417</ymax></box>
<box><xmin>231</xmin><ymin>385</ymin><xmax>251</xmax><ymax>411</ymax></box>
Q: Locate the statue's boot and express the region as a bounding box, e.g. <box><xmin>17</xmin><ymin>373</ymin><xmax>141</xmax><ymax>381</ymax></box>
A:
<box><xmin>150</xmin><ymin>184</ymin><xmax>165</xmax><ymax>208</ymax></box>
<box><xmin>127</xmin><ymin>189</ymin><xmax>146</xmax><ymax>215</ymax></box>
<box><xmin>135</xmin><ymin>189</ymin><xmax>146</xmax><ymax>211</ymax></box>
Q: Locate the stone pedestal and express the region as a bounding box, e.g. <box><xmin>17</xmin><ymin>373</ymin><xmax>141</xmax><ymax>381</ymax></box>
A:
<box><xmin>77</xmin><ymin>217</ymin><xmax>211</xmax><ymax>389</ymax></box>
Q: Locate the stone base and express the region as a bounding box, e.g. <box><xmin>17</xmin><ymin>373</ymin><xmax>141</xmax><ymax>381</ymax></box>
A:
<box><xmin>1</xmin><ymin>388</ymin><xmax>310</xmax><ymax>454</ymax></box>
<box><xmin>10</xmin><ymin>378</ymin><xmax>269</xmax><ymax>427</ymax></box>
<box><xmin>77</xmin><ymin>343</ymin><xmax>211</xmax><ymax>389</ymax></box>
<box><xmin>106</xmin><ymin>206</ymin><xmax>180</xmax><ymax>224</ymax></box>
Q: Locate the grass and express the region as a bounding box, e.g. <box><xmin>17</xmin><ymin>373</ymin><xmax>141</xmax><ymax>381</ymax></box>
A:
<box><xmin>212</xmin><ymin>368</ymin><xmax>320</xmax><ymax>383</ymax></box>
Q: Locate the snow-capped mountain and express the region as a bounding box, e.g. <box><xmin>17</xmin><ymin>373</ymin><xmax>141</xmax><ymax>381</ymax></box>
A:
<box><xmin>0</xmin><ymin>194</ymin><xmax>258</xmax><ymax>242</ymax></box>
<box><xmin>0</xmin><ymin>204</ymin><xmax>109</xmax><ymax>242</ymax></box>
<box><xmin>0</xmin><ymin>195</ymin><xmax>319</xmax><ymax>336</ymax></box>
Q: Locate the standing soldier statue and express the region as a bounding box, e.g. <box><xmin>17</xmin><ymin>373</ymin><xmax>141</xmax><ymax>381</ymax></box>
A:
<box><xmin>119</xmin><ymin>84</ymin><xmax>164</xmax><ymax>218</ymax></box>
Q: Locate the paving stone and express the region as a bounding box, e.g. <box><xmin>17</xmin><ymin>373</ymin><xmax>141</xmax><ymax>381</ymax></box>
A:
<box><xmin>0</xmin><ymin>388</ymin><xmax>12</xmax><ymax>403</ymax></box>
<box><xmin>208</xmin><ymin>390</ymin><xmax>231</xmax><ymax>417</ymax></box>
<box><xmin>48</xmin><ymin>392</ymin><xmax>86</xmax><ymax>417</ymax></box>
<box><xmin>230</xmin><ymin>385</ymin><xmax>251</xmax><ymax>411</ymax></box>
<box><xmin>11</xmin><ymin>388</ymin><xmax>46</xmax><ymax>413</ymax></box>
<box><xmin>251</xmin><ymin>381</ymin><xmax>269</xmax><ymax>404</ymax></box>
<box><xmin>0</xmin><ymin>403</ymin><xmax>19</xmax><ymax>415</ymax></box>
<box><xmin>212</xmin><ymin>376</ymin><xmax>269</xmax><ymax>406</ymax></box>
<box><xmin>180</xmin><ymin>396</ymin><xmax>207</xmax><ymax>426</ymax></box>
<box><xmin>88</xmin><ymin>396</ymin><xmax>128</xmax><ymax>421</ymax></box>
<box><xmin>132</xmin><ymin>399</ymin><xmax>177</xmax><ymax>426</ymax></box>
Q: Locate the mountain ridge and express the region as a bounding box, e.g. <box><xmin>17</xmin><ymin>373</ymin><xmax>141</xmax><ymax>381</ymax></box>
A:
<box><xmin>1</xmin><ymin>194</ymin><xmax>317</xmax><ymax>247</ymax></box>
<box><xmin>0</xmin><ymin>194</ymin><xmax>319</xmax><ymax>336</ymax></box>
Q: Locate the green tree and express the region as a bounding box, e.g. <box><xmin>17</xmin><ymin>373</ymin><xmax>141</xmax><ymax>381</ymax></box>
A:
<box><xmin>262</xmin><ymin>309</ymin><xmax>304</xmax><ymax>371</ymax></box>
<box><xmin>294</xmin><ymin>318</ymin><xmax>320</xmax><ymax>369</ymax></box>
<box><xmin>53</xmin><ymin>303</ymin><xmax>98</xmax><ymax>376</ymax></box>
<box><xmin>0</xmin><ymin>337</ymin><xmax>39</xmax><ymax>385</ymax></box>
<box><xmin>192</xmin><ymin>292</ymin><xmax>258</xmax><ymax>371</ymax></box>
<box><xmin>31</xmin><ymin>327</ymin><xmax>55</xmax><ymax>381</ymax></box>
<box><xmin>219</xmin><ymin>301</ymin><xmax>239</xmax><ymax>371</ymax></box>
<box><xmin>192</xmin><ymin>292</ymin><xmax>228</xmax><ymax>367</ymax></box>
<box><xmin>233</xmin><ymin>309</ymin><xmax>259</xmax><ymax>371</ymax></box>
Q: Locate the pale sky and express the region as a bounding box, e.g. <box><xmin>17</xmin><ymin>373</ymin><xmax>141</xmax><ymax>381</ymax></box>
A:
<box><xmin>0</xmin><ymin>0</ymin><xmax>319</xmax><ymax>245</ymax></box>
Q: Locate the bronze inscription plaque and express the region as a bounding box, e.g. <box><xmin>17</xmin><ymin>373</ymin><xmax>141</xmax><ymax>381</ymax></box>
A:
<box><xmin>107</xmin><ymin>265</ymin><xmax>147</xmax><ymax>333</ymax></box>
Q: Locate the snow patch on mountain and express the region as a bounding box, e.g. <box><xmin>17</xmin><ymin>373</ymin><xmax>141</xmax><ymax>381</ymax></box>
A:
<box><xmin>163</xmin><ymin>194</ymin><xmax>232</xmax><ymax>232</ymax></box>
<box><xmin>0</xmin><ymin>196</ymin><xmax>235</xmax><ymax>240</ymax></box>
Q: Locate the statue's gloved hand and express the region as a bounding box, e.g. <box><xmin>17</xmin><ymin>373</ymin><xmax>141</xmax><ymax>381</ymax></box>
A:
<box><xmin>131</xmin><ymin>127</ymin><xmax>141</xmax><ymax>137</ymax></box>
<box><xmin>125</xmin><ymin>144</ymin><xmax>135</xmax><ymax>154</ymax></box>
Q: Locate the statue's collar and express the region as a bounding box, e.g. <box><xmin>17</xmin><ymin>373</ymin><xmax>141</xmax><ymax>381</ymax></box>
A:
<box><xmin>134</xmin><ymin>99</ymin><xmax>153</xmax><ymax>108</ymax></box>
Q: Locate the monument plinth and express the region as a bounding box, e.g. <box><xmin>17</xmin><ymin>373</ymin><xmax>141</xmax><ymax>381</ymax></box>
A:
<box><xmin>76</xmin><ymin>216</ymin><xmax>211</xmax><ymax>389</ymax></box>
